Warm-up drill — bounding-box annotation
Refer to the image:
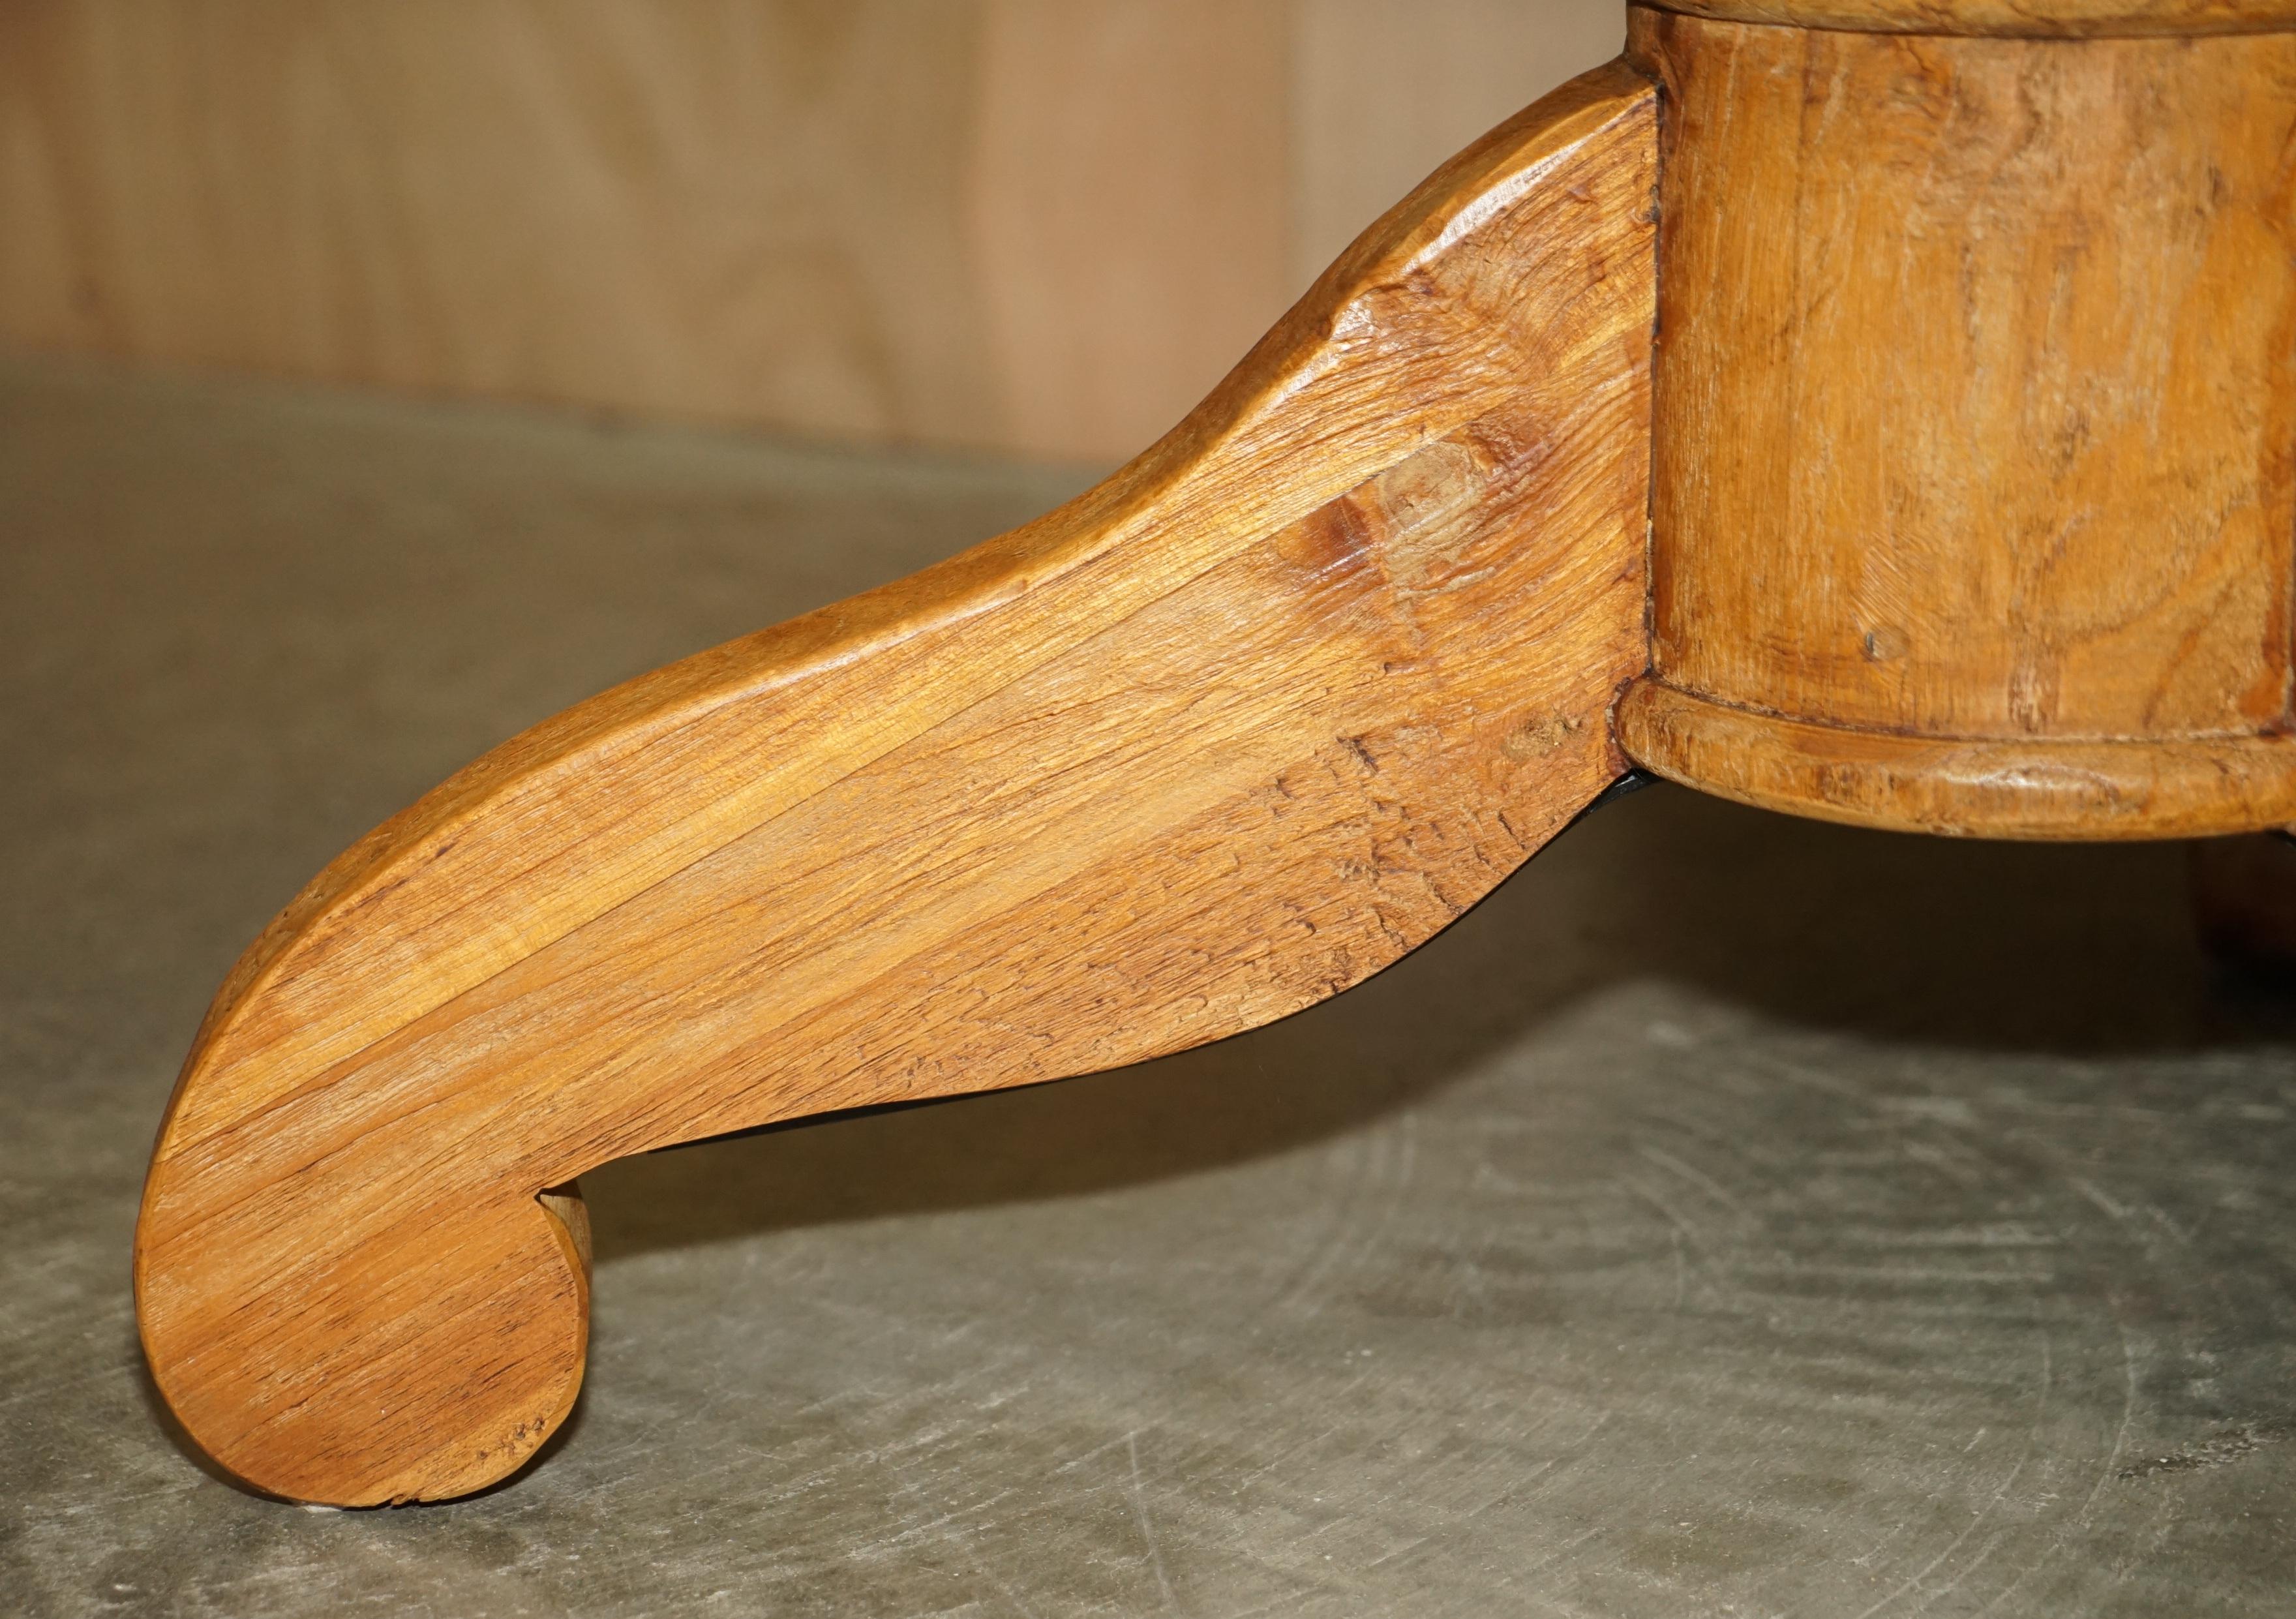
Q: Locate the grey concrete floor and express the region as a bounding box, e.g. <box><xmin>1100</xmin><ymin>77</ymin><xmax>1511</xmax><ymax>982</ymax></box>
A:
<box><xmin>5</xmin><ymin>357</ymin><xmax>2295</xmax><ymax>1617</ymax></box>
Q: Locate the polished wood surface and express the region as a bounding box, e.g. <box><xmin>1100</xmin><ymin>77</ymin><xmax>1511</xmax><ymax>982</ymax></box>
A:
<box><xmin>0</xmin><ymin>0</ymin><xmax>1617</xmax><ymax>462</ymax></box>
<box><xmin>132</xmin><ymin>0</ymin><xmax>2296</xmax><ymax>1514</ymax></box>
<box><xmin>1642</xmin><ymin>0</ymin><xmax>2296</xmax><ymax>33</ymax></box>
<box><xmin>1619</xmin><ymin>682</ymin><xmax>2296</xmax><ymax>838</ymax></box>
<box><xmin>1620</xmin><ymin>7</ymin><xmax>2296</xmax><ymax>838</ymax></box>
<box><xmin>134</xmin><ymin>65</ymin><xmax>1658</xmax><ymax>1507</ymax></box>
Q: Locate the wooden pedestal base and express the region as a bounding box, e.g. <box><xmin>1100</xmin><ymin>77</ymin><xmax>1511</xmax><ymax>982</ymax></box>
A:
<box><xmin>1629</xmin><ymin>8</ymin><xmax>2296</xmax><ymax>840</ymax></box>
<box><xmin>1618</xmin><ymin>680</ymin><xmax>2296</xmax><ymax>841</ymax></box>
<box><xmin>135</xmin><ymin>0</ymin><xmax>2296</xmax><ymax>1509</ymax></box>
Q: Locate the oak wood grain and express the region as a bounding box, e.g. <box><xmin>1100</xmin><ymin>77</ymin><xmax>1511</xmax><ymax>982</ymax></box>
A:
<box><xmin>1620</xmin><ymin>7</ymin><xmax>2296</xmax><ymax>838</ymax></box>
<box><xmin>1640</xmin><ymin>0</ymin><xmax>2296</xmax><ymax>35</ymax></box>
<box><xmin>1618</xmin><ymin>681</ymin><xmax>2296</xmax><ymax>838</ymax></box>
<box><xmin>134</xmin><ymin>63</ymin><xmax>1659</xmax><ymax>1506</ymax></box>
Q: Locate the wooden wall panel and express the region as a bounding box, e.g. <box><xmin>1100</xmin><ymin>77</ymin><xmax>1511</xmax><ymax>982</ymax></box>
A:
<box><xmin>0</xmin><ymin>0</ymin><xmax>1619</xmax><ymax>460</ymax></box>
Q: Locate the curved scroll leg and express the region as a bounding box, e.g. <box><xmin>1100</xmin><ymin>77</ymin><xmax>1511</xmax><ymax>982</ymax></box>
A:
<box><xmin>134</xmin><ymin>62</ymin><xmax>1657</xmax><ymax>1505</ymax></box>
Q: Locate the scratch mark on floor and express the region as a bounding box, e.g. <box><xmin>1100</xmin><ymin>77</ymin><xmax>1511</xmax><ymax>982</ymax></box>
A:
<box><xmin>1128</xmin><ymin>1430</ymin><xmax>1181</xmax><ymax>1613</ymax></box>
<box><xmin>2116</xmin><ymin>1419</ymin><xmax>2293</xmax><ymax>1481</ymax></box>
<box><xmin>1635</xmin><ymin>1143</ymin><xmax>1749</xmax><ymax>1216</ymax></box>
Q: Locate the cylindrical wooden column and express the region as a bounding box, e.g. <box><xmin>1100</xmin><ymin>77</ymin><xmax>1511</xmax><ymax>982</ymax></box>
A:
<box><xmin>1616</xmin><ymin>0</ymin><xmax>2296</xmax><ymax>837</ymax></box>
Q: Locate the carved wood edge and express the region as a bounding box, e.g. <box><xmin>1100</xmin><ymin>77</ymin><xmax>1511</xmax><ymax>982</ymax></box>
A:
<box><xmin>1616</xmin><ymin>678</ymin><xmax>2296</xmax><ymax>840</ymax></box>
<box><xmin>1637</xmin><ymin>0</ymin><xmax>2296</xmax><ymax>35</ymax></box>
<box><xmin>135</xmin><ymin>62</ymin><xmax>1661</xmax><ymax>1506</ymax></box>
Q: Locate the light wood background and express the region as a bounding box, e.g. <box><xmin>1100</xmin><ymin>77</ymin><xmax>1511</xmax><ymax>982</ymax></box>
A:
<box><xmin>0</xmin><ymin>0</ymin><xmax>1620</xmax><ymax>461</ymax></box>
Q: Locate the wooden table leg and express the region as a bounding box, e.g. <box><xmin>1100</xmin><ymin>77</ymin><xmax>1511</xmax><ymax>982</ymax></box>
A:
<box><xmin>139</xmin><ymin>0</ymin><xmax>2296</xmax><ymax>1511</ymax></box>
<box><xmin>135</xmin><ymin>65</ymin><xmax>1658</xmax><ymax>1506</ymax></box>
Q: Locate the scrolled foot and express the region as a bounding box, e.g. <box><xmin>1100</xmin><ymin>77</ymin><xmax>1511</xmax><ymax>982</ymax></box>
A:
<box><xmin>136</xmin><ymin>62</ymin><xmax>1659</xmax><ymax>1504</ymax></box>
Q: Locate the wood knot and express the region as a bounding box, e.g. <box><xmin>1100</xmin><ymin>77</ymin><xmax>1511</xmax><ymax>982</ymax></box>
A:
<box><xmin>1502</xmin><ymin>714</ymin><xmax>1579</xmax><ymax>760</ymax></box>
<box><xmin>1862</xmin><ymin>626</ymin><xmax>1909</xmax><ymax>661</ymax></box>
